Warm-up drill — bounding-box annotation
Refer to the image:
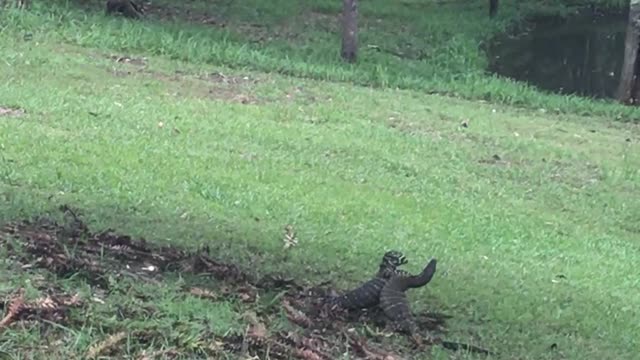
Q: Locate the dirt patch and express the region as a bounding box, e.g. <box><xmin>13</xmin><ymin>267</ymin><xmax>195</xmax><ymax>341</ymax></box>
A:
<box><xmin>102</xmin><ymin>55</ymin><xmax>264</xmax><ymax>104</ymax></box>
<box><xmin>195</xmin><ymin>71</ymin><xmax>262</xmax><ymax>104</ymax></box>
<box><xmin>103</xmin><ymin>50</ymin><xmax>323</xmax><ymax>106</ymax></box>
<box><xmin>137</xmin><ymin>2</ymin><xmax>340</xmax><ymax>45</ymax></box>
<box><xmin>386</xmin><ymin>116</ymin><xmax>444</xmax><ymax>139</ymax></box>
<box><xmin>0</xmin><ymin>205</ymin><xmax>490</xmax><ymax>359</ymax></box>
<box><xmin>102</xmin><ymin>57</ymin><xmax>264</xmax><ymax>104</ymax></box>
<box><xmin>197</xmin><ymin>71</ymin><xmax>258</xmax><ymax>86</ymax></box>
<box><xmin>140</xmin><ymin>1</ymin><xmax>224</xmax><ymax>26</ymax></box>
<box><xmin>108</xmin><ymin>54</ymin><xmax>148</xmax><ymax>67</ymax></box>
<box><xmin>196</xmin><ymin>73</ymin><xmax>324</xmax><ymax>105</ymax></box>
<box><xmin>478</xmin><ymin>154</ymin><xmax>508</xmax><ymax>165</ymax></box>
<box><xmin>543</xmin><ymin>159</ymin><xmax>604</xmax><ymax>190</ymax></box>
<box><xmin>0</xmin><ymin>106</ymin><xmax>25</xmax><ymax>117</ymax></box>
<box><xmin>237</xmin><ymin>10</ymin><xmax>341</xmax><ymax>44</ymax></box>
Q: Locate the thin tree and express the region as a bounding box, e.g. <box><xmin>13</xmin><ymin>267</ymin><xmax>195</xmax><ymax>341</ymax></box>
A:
<box><xmin>489</xmin><ymin>0</ymin><xmax>499</xmax><ymax>18</ymax></box>
<box><xmin>617</xmin><ymin>0</ymin><xmax>640</xmax><ymax>103</ymax></box>
<box><xmin>341</xmin><ymin>0</ymin><xmax>358</xmax><ymax>63</ymax></box>
<box><xmin>106</xmin><ymin>0</ymin><xmax>143</xmax><ymax>19</ymax></box>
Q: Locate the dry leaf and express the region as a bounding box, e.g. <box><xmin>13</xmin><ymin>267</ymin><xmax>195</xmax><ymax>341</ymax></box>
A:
<box><xmin>189</xmin><ymin>287</ymin><xmax>218</xmax><ymax>300</ymax></box>
<box><xmin>283</xmin><ymin>225</ymin><xmax>298</xmax><ymax>249</ymax></box>
<box><xmin>282</xmin><ymin>299</ymin><xmax>312</xmax><ymax>328</ymax></box>
<box><xmin>248</xmin><ymin>321</ymin><xmax>268</xmax><ymax>341</ymax></box>
<box><xmin>136</xmin><ymin>348</ymin><xmax>178</xmax><ymax>360</ymax></box>
<box><xmin>239</xmin><ymin>292</ymin><xmax>253</xmax><ymax>302</ymax></box>
<box><xmin>293</xmin><ymin>348</ymin><xmax>324</xmax><ymax>360</ymax></box>
<box><xmin>86</xmin><ymin>332</ymin><xmax>127</xmax><ymax>359</ymax></box>
<box><xmin>241</xmin><ymin>311</ymin><xmax>267</xmax><ymax>342</ymax></box>
<box><xmin>62</xmin><ymin>293</ymin><xmax>82</xmax><ymax>306</ymax></box>
<box><xmin>345</xmin><ymin>331</ymin><xmax>401</xmax><ymax>360</ymax></box>
<box><xmin>0</xmin><ymin>288</ymin><xmax>26</xmax><ymax>332</ymax></box>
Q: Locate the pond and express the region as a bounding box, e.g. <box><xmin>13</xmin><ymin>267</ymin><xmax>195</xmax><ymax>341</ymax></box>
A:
<box><xmin>486</xmin><ymin>9</ymin><xmax>629</xmax><ymax>100</ymax></box>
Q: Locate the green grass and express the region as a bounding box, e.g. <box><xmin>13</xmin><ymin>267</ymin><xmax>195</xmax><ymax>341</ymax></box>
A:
<box><xmin>0</xmin><ymin>0</ymin><xmax>639</xmax><ymax>359</ymax></box>
<box><xmin>1</xmin><ymin>0</ymin><xmax>640</xmax><ymax>121</ymax></box>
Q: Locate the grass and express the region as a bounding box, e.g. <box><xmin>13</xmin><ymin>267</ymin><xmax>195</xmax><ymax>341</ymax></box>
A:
<box><xmin>0</xmin><ymin>0</ymin><xmax>639</xmax><ymax>359</ymax></box>
<box><xmin>2</xmin><ymin>0</ymin><xmax>640</xmax><ymax>121</ymax></box>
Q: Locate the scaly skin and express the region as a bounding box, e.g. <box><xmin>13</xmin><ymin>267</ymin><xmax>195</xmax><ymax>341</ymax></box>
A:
<box><xmin>329</xmin><ymin>250</ymin><xmax>410</xmax><ymax>310</ymax></box>
<box><xmin>379</xmin><ymin>258</ymin><xmax>437</xmax><ymax>334</ymax></box>
<box><xmin>330</xmin><ymin>255</ymin><xmax>491</xmax><ymax>355</ymax></box>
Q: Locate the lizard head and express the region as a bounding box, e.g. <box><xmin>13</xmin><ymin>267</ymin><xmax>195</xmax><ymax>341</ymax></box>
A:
<box><xmin>381</xmin><ymin>250</ymin><xmax>408</xmax><ymax>269</ymax></box>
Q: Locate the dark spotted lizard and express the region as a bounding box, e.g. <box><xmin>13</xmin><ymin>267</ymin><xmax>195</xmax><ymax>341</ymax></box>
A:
<box><xmin>328</xmin><ymin>250</ymin><xmax>411</xmax><ymax>310</ymax></box>
<box><xmin>380</xmin><ymin>258</ymin><xmax>437</xmax><ymax>334</ymax></box>
<box><xmin>328</xmin><ymin>252</ymin><xmax>491</xmax><ymax>355</ymax></box>
<box><xmin>380</xmin><ymin>258</ymin><xmax>492</xmax><ymax>355</ymax></box>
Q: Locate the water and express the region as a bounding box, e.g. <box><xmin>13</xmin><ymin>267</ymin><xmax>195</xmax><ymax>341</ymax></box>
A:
<box><xmin>487</xmin><ymin>10</ymin><xmax>629</xmax><ymax>99</ymax></box>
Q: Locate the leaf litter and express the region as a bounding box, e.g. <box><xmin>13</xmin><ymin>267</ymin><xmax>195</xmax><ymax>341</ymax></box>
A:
<box><xmin>0</xmin><ymin>205</ymin><xmax>490</xmax><ymax>359</ymax></box>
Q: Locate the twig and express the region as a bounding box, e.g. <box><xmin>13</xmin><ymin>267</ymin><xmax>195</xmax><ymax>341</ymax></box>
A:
<box><xmin>0</xmin><ymin>289</ymin><xmax>26</xmax><ymax>333</ymax></box>
<box><xmin>86</xmin><ymin>332</ymin><xmax>127</xmax><ymax>359</ymax></box>
<box><xmin>281</xmin><ymin>299</ymin><xmax>312</xmax><ymax>328</ymax></box>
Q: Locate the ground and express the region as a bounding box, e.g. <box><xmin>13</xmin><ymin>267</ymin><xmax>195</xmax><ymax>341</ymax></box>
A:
<box><xmin>0</xmin><ymin>0</ymin><xmax>639</xmax><ymax>359</ymax></box>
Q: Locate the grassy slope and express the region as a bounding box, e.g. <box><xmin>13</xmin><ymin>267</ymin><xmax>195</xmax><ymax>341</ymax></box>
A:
<box><xmin>0</xmin><ymin>1</ymin><xmax>639</xmax><ymax>359</ymax></box>
<box><xmin>3</xmin><ymin>0</ymin><xmax>640</xmax><ymax>120</ymax></box>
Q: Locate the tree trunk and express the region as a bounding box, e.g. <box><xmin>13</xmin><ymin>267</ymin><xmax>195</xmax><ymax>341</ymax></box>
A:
<box><xmin>489</xmin><ymin>0</ymin><xmax>498</xmax><ymax>18</ymax></box>
<box><xmin>617</xmin><ymin>0</ymin><xmax>640</xmax><ymax>103</ymax></box>
<box><xmin>341</xmin><ymin>0</ymin><xmax>358</xmax><ymax>63</ymax></box>
<box><xmin>106</xmin><ymin>0</ymin><xmax>143</xmax><ymax>19</ymax></box>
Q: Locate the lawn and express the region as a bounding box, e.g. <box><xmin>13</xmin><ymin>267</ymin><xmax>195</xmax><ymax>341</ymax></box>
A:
<box><xmin>0</xmin><ymin>0</ymin><xmax>639</xmax><ymax>359</ymax></box>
